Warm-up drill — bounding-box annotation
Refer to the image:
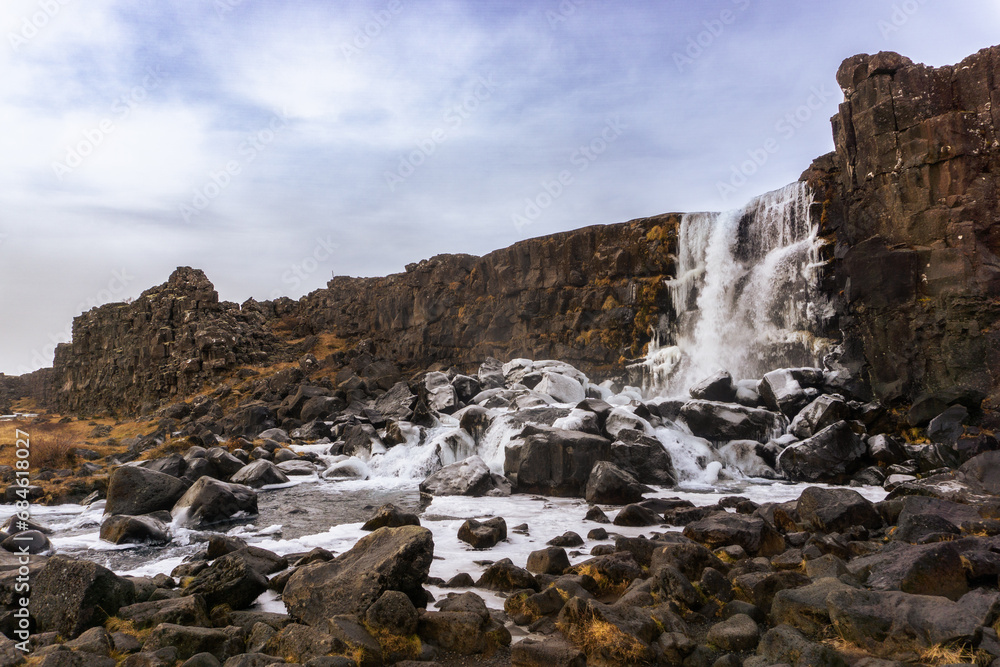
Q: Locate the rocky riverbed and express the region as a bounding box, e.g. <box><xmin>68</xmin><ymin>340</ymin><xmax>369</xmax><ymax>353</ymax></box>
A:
<box><xmin>1</xmin><ymin>355</ymin><xmax>997</xmax><ymax>667</ymax></box>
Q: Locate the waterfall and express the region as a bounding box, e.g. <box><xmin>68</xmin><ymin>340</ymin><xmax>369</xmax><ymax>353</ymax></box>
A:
<box><xmin>640</xmin><ymin>182</ymin><xmax>832</xmax><ymax>394</ymax></box>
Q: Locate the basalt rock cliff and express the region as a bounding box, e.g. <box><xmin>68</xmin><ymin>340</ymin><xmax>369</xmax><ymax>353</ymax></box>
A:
<box><xmin>33</xmin><ymin>46</ymin><xmax>1000</xmax><ymax>424</ymax></box>
<box><xmin>805</xmin><ymin>46</ymin><xmax>1000</xmax><ymax>425</ymax></box>
<box><xmin>52</xmin><ymin>267</ymin><xmax>284</xmax><ymax>415</ymax></box>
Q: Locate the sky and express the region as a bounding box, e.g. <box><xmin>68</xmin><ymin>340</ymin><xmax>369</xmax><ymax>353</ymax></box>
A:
<box><xmin>1</xmin><ymin>0</ymin><xmax>998</xmax><ymax>375</ymax></box>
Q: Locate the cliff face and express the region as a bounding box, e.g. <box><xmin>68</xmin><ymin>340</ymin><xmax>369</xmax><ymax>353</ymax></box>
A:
<box><xmin>806</xmin><ymin>47</ymin><xmax>1000</xmax><ymax>424</ymax></box>
<box><xmin>292</xmin><ymin>216</ymin><xmax>679</xmax><ymax>374</ymax></box>
<box><xmin>49</xmin><ymin>218</ymin><xmax>679</xmax><ymax>416</ymax></box>
<box><xmin>53</xmin><ymin>267</ymin><xmax>284</xmax><ymax>416</ymax></box>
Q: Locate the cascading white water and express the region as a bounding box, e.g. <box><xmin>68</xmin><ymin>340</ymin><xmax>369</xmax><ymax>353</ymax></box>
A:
<box><xmin>641</xmin><ymin>182</ymin><xmax>832</xmax><ymax>394</ymax></box>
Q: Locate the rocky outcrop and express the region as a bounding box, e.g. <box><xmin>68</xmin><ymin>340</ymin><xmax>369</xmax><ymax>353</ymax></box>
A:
<box><xmin>45</xmin><ymin>218</ymin><xmax>678</xmax><ymax>417</ymax></box>
<box><xmin>806</xmin><ymin>47</ymin><xmax>1000</xmax><ymax>425</ymax></box>
<box><xmin>52</xmin><ymin>267</ymin><xmax>285</xmax><ymax>416</ymax></box>
<box><xmin>294</xmin><ymin>218</ymin><xmax>678</xmax><ymax>375</ymax></box>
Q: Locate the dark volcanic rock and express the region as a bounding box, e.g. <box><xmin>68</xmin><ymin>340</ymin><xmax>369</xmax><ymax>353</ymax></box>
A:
<box><xmin>100</xmin><ymin>515</ymin><xmax>170</xmax><ymax>546</ymax></box>
<box><xmin>228</xmin><ymin>460</ymin><xmax>290</xmax><ymax>488</ymax></box>
<box><xmin>683</xmin><ymin>512</ymin><xmax>785</xmax><ymax>557</ymax></box>
<box><xmin>183</xmin><ymin>553</ymin><xmax>269</xmax><ymax>610</ymax></box>
<box><xmin>689</xmin><ymin>371</ymin><xmax>736</xmax><ymax>403</ymax></box>
<box><xmin>171</xmin><ymin>478</ymin><xmax>258</xmax><ymax>528</ymax></box>
<box><xmin>827</xmin><ymin>588</ymin><xmax>1000</xmax><ymax>659</ymax></box>
<box><xmin>31</xmin><ymin>556</ymin><xmax>136</xmax><ymax>638</ymax></box>
<box><xmin>504</xmin><ymin>426</ymin><xmax>612</xmax><ymax>497</ymax></box>
<box><xmin>419</xmin><ymin>455</ymin><xmax>506</xmax><ymax>497</ymax></box>
<box><xmin>360</xmin><ymin>503</ymin><xmax>420</xmax><ymax>531</ymax></box>
<box><xmin>282</xmin><ymin>525</ymin><xmax>433</xmax><ymax>623</ymax></box>
<box><xmin>679</xmin><ymin>400</ymin><xmax>785</xmax><ymax>444</ymax></box>
<box><xmin>795</xmin><ymin>486</ymin><xmax>882</xmax><ymax>533</ymax></box>
<box><xmin>776</xmin><ymin>421</ymin><xmax>866</xmax><ymax>482</ymax></box>
<box><xmin>584</xmin><ymin>461</ymin><xmax>649</xmax><ymax>505</ymax></box>
<box><xmin>105</xmin><ymin>466</ymin><xmax>189</xmax><ymax>517</ymax></box>
<box><xmin>457</xmin><ymin>517</ymin><xmax>507</xmax><ymax>549</ymax></box>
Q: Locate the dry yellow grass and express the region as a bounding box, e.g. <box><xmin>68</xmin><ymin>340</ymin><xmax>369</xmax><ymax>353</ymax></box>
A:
<box><xmin>105</xmin><ymin>617</ymin><xmax>152</xmax><ymax>642</ymax></box>
<box><xmin>572</xmin><ymin>564</ymin><xmax>631</xmax><ymax>599</ymax></box>
<box><xmin>0</xmin><ymin>416</ymin><xmax>151</xmax><ymax>470</ymax></box>
<box><xmin>557</xmin><ymin>615</ymin><xmax>647</xmax><ymax>664</ymax></box>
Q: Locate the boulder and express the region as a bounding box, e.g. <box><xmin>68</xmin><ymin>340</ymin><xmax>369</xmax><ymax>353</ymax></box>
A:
<box><xmin>171</xmin><ymin>478</ymin><xmax>258</xmax><ymax>529</ymax></box>
<box><xmin>276</xmin><ymin>460</ymin><xmax>315</xmax><ymax>476</ymax></box>
<box><xmin>364</xmin><ymin>590</ymin><xmax>419</xmax><ymax>635</ymax></box>
<box><xmin>957</xmin><ymin>450</ymin><xmax>1000</xmax><ymax>494</ymax></box>
<box><xmin>867</xmin><ymin>434</ymin><xmax>907</xmax><ymax>465</ymax></box>
<box><xmin>776</xmin><ymin>421</ymin><xmax>866</xmax><ymax>482</ymax></box>
<box><xmin>263</xmin><ymin>624</ymin><xmax>341</xmax><ymax>664</ymax></box>
<box><xmin>795</xmin><ymin>486</ymin><xmax>883</xmax><ymax>533</ymax></box>
<box><xmin>679</xmin><ymin>400</ymin><xmax>785</xmax><ymax>443</ymax></box>
<box><xmin>689</xmin><ymin>371</ymin><xmax>737</xmax><ymax>402</ymax></box>
<box><xmin>827</xmin><ymin>588</ymin><xmax>1000</xmax><ymax>659</ymax></box>
<box><xmin>299</xmin><ymin>396</ymin><xmax>346</xmax><ymax>423</ymax></box>
<box><xmin>850</xmin><ymin>541</ymin><xmax>968</xmax><ymax>600</ymax></box>
<box><xmin>609</xmin><ymin>430</ymin><xmax>676</xmax><ymax>486</ymax></box>
<box><xmin>526</xmin><ymin>547</ymin><xmax>571</xmax><ymax>575</ymax></box>
<box><xmin>118</xmin><ymin>596</ymin><xmax>212</xmax><ymax>629</ymax></box>
<box><xmin>360</xmin><ymin>503</ymin><xmax>420</xmax><ymax>531</ymax></box>
<box><xmin>755</xmin><ymin>624</ymin><xmax>848</xmax><ymax>667</ymax></box>
<box><xmin>206</xmin><ymin>448</ymin><xmax>245</xmax><ymax>481</ymax></box>
<box><xmin>707</xmin><ymin>613</ymin><xmax>759</xmax><ymax>652</ymax></box>
<box><xmin>457</xmin><ymin>517</ymin><xmax>507</xmax><ymax>549</ymax></box>
<box><xmin>771</xmin><ymin>577</ymin><xmax>857</xmax><ymax>637</ymax></box>
<box><xmin>758</xmin><ymin>368</ymin><xmax>823</xmax><ymax>416</ymax></box>
<box><xmin>141</xmin><ymin>624</ymin><xmax>242</xmax><ymax>663</ymax></box>
<box><xmin>183</xmin><ymin>553</ymin><xmax>269</xmax><ymax>610</ymax></box>
<box><xmin>229</xmin><ymin>460</ymin><xmax>290</xmax><ymax>488</ymax></box>
<box><xmin>1</xmin><ymin>530</ymin><xmax>50</xmax><ymax>555</ymax></box>
<box><xmin>374</xmin><ymin>381</ymin><xmax>418</xmax><ymax>421</ymax></box>
<box><xmin>419</xmin><ymin>455</ymin><xmax>504</xmax><ymax>496</ymax></box>
<box><xmin>424</xmin><ymin>372</ymin><xmax>459</xmax><ymax>413</ymax></box>
<box><xmin>511</xmin><ymin>636</ymin><xmax>586</xmax><ymax>667</ymax></box>
<box><xmin>584</xmin><ymin>461</ymin><xmax>649</xmax><ymax>505</ymax></box>
<box><xmin>418</xmin><ymin>592</ymin><xmax>510</xmax><ymax>656</ymax></box>
<box><xmin>283</xmin><ymin>525</ymin><xmax>433</xmax><ymax>623</ymax></box>
<box><xmin>789</xmin><ymin>394</ymin><xmax>850</xmax><ymax>439</ymax></box>
<box><xmin>504</xmin><ymin>426</ymin><xmax>611</xmax><ymax>496</ymax></box>
<box><xmin>476</xmin><ymin>558</ymin><xmax>538</xmax><ymax>592</ymax></box>
<box><xmin>613</xmin><ymin>503</ymin><xmax>659</xmax><ymax>527</ymax></box>
<box><xmin>555</xmin><ymin>596</ymin><xmax>659</xmax><ymax>664</ymax></box>
<box><xmin>683</xmin><ymin>512</ymin><xmax>784</xmax><ymax>556</ymax></box>
<box><xmin>105</xmin><ymin>466</ymin><xmax>189</xmax><ymax>517</ymax></box>
<box><xmin>30</xmin><ymin>556</ymin><xmax>135</xmax><ymax>638</ymax></box>
<box><xmin>342</xmin><ymin>423</ymin><xmax>383</xmax><ymax>457</ymax></box>
<box><xmin>650</xmin><ymin>542</ymin><xmax>727</xmax><ymax>581</ymax></box>
<box><xmin>100</xmin><ymin>515</ymin><xmax>170</xmax><ymax>545</ymax></box>
<box><xmin>927</xmin><ymin>404</ymin><xmax>968</xmax><ymax>445</ymax></box>
<box><xmin>140</xmin><ymin>454</ymin><xmax>186</xmax><ymax>478</ymax></box>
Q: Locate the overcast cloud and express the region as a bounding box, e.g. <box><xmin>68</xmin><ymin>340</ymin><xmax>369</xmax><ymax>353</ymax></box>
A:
<box><xmin>1</xmin><ymin>0</ymin><xmax>998</xmax><ymax>374</ymax></box>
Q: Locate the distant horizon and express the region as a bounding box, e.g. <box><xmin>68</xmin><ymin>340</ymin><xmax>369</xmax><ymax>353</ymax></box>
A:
<box><xmin>2</xmin><ymin>1</ymin><xmax>998</xmax><ymax>374</ymax></box>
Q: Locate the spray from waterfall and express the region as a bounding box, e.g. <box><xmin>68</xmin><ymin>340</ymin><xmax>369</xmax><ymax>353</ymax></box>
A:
<box><xmin>640</xmin><ymin>182</ymin><xmax>832</xmax><ymax>395</ymax></box>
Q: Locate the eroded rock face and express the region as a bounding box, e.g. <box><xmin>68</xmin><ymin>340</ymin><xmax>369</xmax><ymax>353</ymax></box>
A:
<box><xmin>52</xmin><ymin>267</ymin><xmax>284</xmax><ymax>416</ymax></box>
<box><xmin>49</xmin><ymin>218</ymin><xmax>680</xmax><ymax>417</ymax></box>
<box><xmin>806</xmin><ymin>47</ymin><xmax>1000</xmax><ymax>425</ymax></box>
